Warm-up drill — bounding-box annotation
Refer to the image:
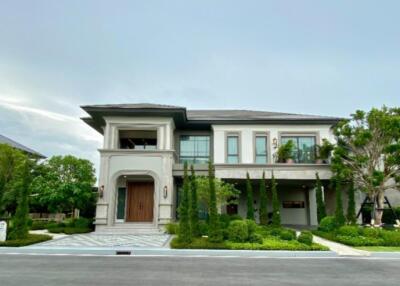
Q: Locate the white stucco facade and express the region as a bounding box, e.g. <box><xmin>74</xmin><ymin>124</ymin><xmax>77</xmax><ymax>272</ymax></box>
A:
<box><xmin>87</xmin><ymin>106</ymin><xmax>339</xmax><ymax>232</ymax></box>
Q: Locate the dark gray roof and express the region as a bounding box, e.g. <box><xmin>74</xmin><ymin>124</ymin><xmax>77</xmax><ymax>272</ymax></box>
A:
<box><xmin>186</xmin><ymin>109</ymin><xmax>340</xmax><ymax>121</ymax></box>
<box><xmin>81</xmin><ymin>103</ymin><xmax>185</xmax><ymax>110</ymax></box>
<box><xmin>0</xmin><ymin>134</ymin><xmax>45</xmax><ymax>158</ymax></box>
<box><xmin>81</xmin><ymin>103</ymin><xmax>343</xmax><ymax>134</ymax></box>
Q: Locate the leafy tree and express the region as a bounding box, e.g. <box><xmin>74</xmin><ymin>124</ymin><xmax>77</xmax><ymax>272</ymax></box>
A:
<box><xmin>246</xmin><ymin>172</ymin><xmax>254</xmax><ymax>220</ymax></box>
<box><xmin>30</xmin><ymin>155</ymin><xmax>96</xmax><ymax>217</ymax></box>
<box><xmin>0</xmin><ymin>144</ymin><xmax>25</xmax><ymax>216</ymax></box>
<box><xmin>315</xmin><ymin>172</ymin><xmax>326</xmax><ymax>223</ymax></box>
<box><xmin>332</xmin><ymin>107</ymin><xmax>400</xmax><ymax>224</ymax></box>
<box><xmin>207</xmin><ymin>161</ymin><xmax>223</xmax><ymax>242</ymax></box>
<box><xmin>334</xmin><ymin>179</ymin><xmax>346</xmax><ymax>226</ymax></box>
<box><xmin>195</xmin><ymin>177</ymin><xmax>240</xmax><ymax>209</ymax></box>
<box><xmin>271</xmin><ymin>172</ymin><xmax>280</xmax><ymax>227</ymax></box>
<box><xmin>9</xmin><ymin>158</ymin><xmax>33</xmax><ymax>239</ymax></box>
<box><xmin>178</xmin><ymin>162</ymin><xmax>191</xmax><ymax>243</ymax></box>
<box><xmin>347</xmin><ymin>181</ymin><xmax>357</xmax><ymax>225</ymax></box>
<box><xmin>189</xmin><ymin>165</ymin><xmax>200</xmax><ymax>237</ymax></box>
<box><xmin>259</xmin><ymin>171</ymin><xmax>268</xmax><ymax>225</ymax></box>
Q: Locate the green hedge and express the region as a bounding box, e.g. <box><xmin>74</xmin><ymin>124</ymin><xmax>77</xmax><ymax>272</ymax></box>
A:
<box><xmin>170</xmin><ymin>236</ymin><xmax>328</xmax><ymax>251</ymax></box>
<box><xmin>314</xmin><ymin>227</ymin><xmax>400</xmax><ymax>247</ymax></box>
<box><xmin>0</xmin><ymin>234</ymin><xmax>52</xmax><ymax>247</ymax></box>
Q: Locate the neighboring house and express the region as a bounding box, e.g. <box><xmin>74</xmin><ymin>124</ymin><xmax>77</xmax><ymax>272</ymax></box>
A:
<box><xmin>0</xmin><ymin>134</ymin><xmax>45</xmax><ymax>158</ymax></box>
<box><xmin>81</xmin><ymin>103</ymin><xmax>346</xmax><ymax>233</ymax></box>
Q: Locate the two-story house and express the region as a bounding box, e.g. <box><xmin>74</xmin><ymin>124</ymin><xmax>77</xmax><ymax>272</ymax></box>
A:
<box><xmin>82</xmin><ymin>104</ymin><xmax>342</xmax><ymax>233</ymax></box>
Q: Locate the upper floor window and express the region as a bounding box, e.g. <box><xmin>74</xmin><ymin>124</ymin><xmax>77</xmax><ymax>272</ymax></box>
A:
<box><xmin>255</xmin><ymin>135</ymin><xmax>268</xmax><ymax>163</ymax></box>
<box><xmin>119</xmin><ymin>130</ymin><xmax>157</xmax><ymax>150</ymax></box>
<box><xmin>281</xmin><ymin>135</ymin><xmax>316</xmax><ymax>163</ymax></box>
<box><xmin>180</xmin><ymin>135</ymin><xmax>210</xmax><ymax>164</ymax></box>
<box><xmin>227</xmin><ymin>135</ymin><xmax>239</xmax><ymax>163</ymax></box>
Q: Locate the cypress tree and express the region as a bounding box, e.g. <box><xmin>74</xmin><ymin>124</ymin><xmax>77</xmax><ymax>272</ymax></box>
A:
<box><xmin>9</xmin><ymin>160</ymin><xmax>31</xmax><ymax>239</ymax></box>
<box><xmin>347</xmin><ymin>181</ymin><xmax>356</xmax><ymax>225</ymax></box>
<box><xmin>259</xmin><ymin>171</ymin><xmax>268</xmax><ymax>225</ymax></box>
<box><xmin>178</xmin><ymin>162</ymin><xmax>192</xmax><ymax>243</ymax></box>
<box><xmin>189</xmin><ymin>165</ymin><xmax>200</xmax><ymax>237</ymax></box>
<box><xmin>208</xmin><ymin>161</ymin><xmax>223</xmax><ymax>242</ymax></box>
<box><xmin>271</xmin><ymin>172</ymin><xmax>281</xmax><ymax>227</ymax></box>
<box><xmin>335</xmin><ymin>178</ymin><xmax>346</xmax><ymax>226</ymax></box>
<box><xmin>246</xmin><ymin>172</ymin><xmax>255</xmax><ymax>220</ymax></box>
<box><xmin>315</xmin><ymin>172</ymin><xmax>326</xmax><ymax>224</ymax></box>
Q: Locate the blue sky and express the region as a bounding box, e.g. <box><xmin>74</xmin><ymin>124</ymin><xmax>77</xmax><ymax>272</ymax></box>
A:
<box><xmin>0</xmin><ymin>1</ymin><xmax>399</xmax><ymax>169</ymax></box>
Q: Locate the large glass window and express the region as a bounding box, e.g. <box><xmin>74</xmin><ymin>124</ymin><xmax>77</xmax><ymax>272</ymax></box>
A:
<box><xmin>227</xmin><ymin>135</ymin><xmax>239</xmax><ymax>163</ymax></box>
<box><xmin>255</xmin><ymin>135</ymin><xmax>268</xmax><ymax>163</ymax></box>
<box><xmin>281</xmin><ymin>136</ymin><xmax>316</xmax><ymax>163</ymax></box>
<box><xmin>179</xmin><ymin>135</ymin><xmax>210</xmax><ymax>164</ymax></box>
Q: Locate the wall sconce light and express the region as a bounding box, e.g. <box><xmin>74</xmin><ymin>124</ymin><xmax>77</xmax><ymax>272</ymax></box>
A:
<box><xmin>272</xmin><ymin>138</ymin><xmax>278</xmax><ymax>149</ymax></box>
<box><xmin>99</xmin><ymin>185</ymin><xmax>104</xmax><ymax>199</ymax></box>
<box><xmin>163</xmin><ymin>186</ymin><xmax>168</xmax><ymax>199</ymax></box>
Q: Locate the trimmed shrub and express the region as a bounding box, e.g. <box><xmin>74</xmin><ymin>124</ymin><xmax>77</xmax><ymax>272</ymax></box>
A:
<box><xmin>269</xmin><ymin>227</ymin><xmax>283</xmax><ymax>237</ymax></box>
<box><xmin>71</xmin><ymin>218</ymin><xmax>91</xmax><ymax>229</ymax></box>
<box><xmin>0</xmin><ymin>234</ymin><xmax>52</xmax><ymax>247</ymax></box>
<box><xmin>63</xmin><ymin>227</ymin><xmax>91</xmax><ymax>234</ymax></box>
<box><xmin>319</xmin><ymin>216</ymin><xmax>337</xmax><ymax>232</ymax></box>
<box><xmin>165</xmin><ymin>223</ymin><xmax>179</xmax><ymax>235</ymax></box>
<box><xmin>298</xmin><ymin>231</ymin><xmax>313</xmax><ymax>245</ymax></box>
<box><xmin>219</xmin><ymin>214</ymin><xmax>231</xmax><ymax>229</ymax></box>
<box><xmin>30</xmin><ymin>220</ymin><xmax>50</xmax><ymax>230</ymax></box>
<box><xmin>362</xmin><ymin>227</ymin><xmax>381</xmax><ymax>238</ymax></box>
<box><xmin>227</xmin><ymin>220</ymin><xmax>248</xmax><ymax>242</ymax></box>
<box><xmin>228</xmin><ymin>214</ymin><xmax>243</xmax><ymax>221</ymax></box>
<box><xmin>170</xmin><ymin>237</ymin><xmax>227</xmax><ymax>249</ymax></box>
<box><xmin>248</xmin><ymin>233</ymin><xmax>263</xmax><ymax>244</ymax></box>
<box><xmin>199</xmin><ymin>220</ymin><xmax>209</xmax><ymax>236</ymax></box>
<box><xmin>245</xmin><ymin>219</ymin><xmax>257</xmax><ymax>236</ymax></box>
<box><xmin>47</xmin><ymin>226</ymin><xmax>65</xmax><ymax>233</ymax></box>
<box><xmin>337</xmin><ymin>226</ymin><xmax>360</xmax><ymax>237</ymax></box>
<box><xmin>381</xmin><ymin>230</ymin><xmax>400</xmax><ymax>246</ymax></box>
<box><xmin>279</xmin><ymin>230</ymin><xmax>295</xmax><ymax>241</ymax></box>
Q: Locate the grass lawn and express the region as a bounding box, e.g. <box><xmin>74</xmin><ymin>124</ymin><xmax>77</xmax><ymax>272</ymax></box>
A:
<box><xmin>356</xmin><ymin>246</ymin><xmax>400</xmax><ymax>252</ymax></box>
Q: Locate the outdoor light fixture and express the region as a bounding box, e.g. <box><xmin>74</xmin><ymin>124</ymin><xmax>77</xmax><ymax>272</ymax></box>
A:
<box><xmin>163</xmin><ymin>186</ymin><xmax>168</xmax><ymax>199</ymax></box>
<box><xmin>99</xmin><ymin>185</ymin><xmax>104</xmax><ymax>199</ymax></box>
<box><xmin>272</xmin><ymin>137</ymin><xmax>278</xmax><ymax>148</ymax></box>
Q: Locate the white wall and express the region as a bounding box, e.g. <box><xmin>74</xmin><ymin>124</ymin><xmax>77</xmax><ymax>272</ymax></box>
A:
<box><xmin>212</xmin><ymin>124</ymin><xmax>335</xmax><ymax>164</ymax></box>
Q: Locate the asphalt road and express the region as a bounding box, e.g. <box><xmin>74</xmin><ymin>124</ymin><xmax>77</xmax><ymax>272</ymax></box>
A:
<box><xmin>0</xmin><ymin>255</ymin><xmax>399</xmax><ymax>286</ymax></box>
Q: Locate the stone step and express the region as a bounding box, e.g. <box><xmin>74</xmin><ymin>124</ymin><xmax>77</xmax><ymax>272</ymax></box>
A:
<box><xmin>95</xmin><ymin>224</ymin><xmax>165</xmax><ymax>235</ymax></box>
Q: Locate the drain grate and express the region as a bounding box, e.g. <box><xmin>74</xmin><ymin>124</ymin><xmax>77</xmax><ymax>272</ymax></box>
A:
<box><xmin>116</xmin><ymin>250</ymin><xmax>132</xmax><ymax>255</ymax></box>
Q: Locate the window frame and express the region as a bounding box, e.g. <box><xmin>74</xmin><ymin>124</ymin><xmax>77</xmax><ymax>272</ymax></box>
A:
<box><xmin>253</xmin><ymin>131</ymin><xmax>270</xmax><ymax>164</ymax></box>
<box><xmin>278</xmin><ymin>132</ymin><xmax>319</xmax><ymax>163</ymax></box>
<box><xmin>179</xmin><ymin>135</ymin><xmax>211</xmax><ymax>164</ymax></box>
<box><xmin>225</xmin><ymin>132</ymin><xmax>241</xmax><ymax>164</ymax></box>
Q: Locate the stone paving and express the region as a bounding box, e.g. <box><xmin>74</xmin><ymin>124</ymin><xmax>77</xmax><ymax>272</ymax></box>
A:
<box><xmin>33</xmin><ymin>233</ymin><xmax>171</xmax><ymax>248</ymax></box>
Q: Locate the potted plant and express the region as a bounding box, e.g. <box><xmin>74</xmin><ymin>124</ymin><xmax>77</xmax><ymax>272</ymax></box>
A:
<box><xmin>316</xmin><ymin>139</ymin><xmax>334</xmax><ymax>163</ymax></box>
<box><xmin>277</xmin><ymin>140</ymin><xmax>295</xmax><ymax>163</ymax></box>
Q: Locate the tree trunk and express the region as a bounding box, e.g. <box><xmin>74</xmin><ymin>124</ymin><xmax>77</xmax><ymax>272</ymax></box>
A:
<box><xmin>374</xmin><ymin>192</ymin><xmax>385</xmax><ymax>225</ymax></box>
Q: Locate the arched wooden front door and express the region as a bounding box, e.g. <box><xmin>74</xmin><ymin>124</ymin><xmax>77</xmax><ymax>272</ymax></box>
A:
<box><xmin>126</xmin><ymin>182</ymin><xmax>154</xmax><ymax>222</ymax></box>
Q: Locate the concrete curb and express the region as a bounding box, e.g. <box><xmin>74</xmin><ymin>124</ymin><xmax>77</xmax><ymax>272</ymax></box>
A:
<box><xmin>0</xmin><ymin>246</ymin><xmax>338</xmax><ymax>257</ymax></box>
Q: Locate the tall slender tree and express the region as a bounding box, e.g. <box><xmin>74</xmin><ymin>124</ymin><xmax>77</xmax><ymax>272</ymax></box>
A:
<box><xmin>208</xmin><ymin>161</ymin><xmax>223</xmax><ymax>242</ymax></box>
<box><xmin>271</xmin><ymin>172</ymin><xmax>280</xmax><ymax>227</ymax></box>
<box><xmin>9</xmin><ymin>159</ymin><xmax>32</xmax><ymax>239</ymax></box>
<box><xmin>189</xmin><ymin>165</ymin><xmax>200</xmax><ymax>237</ymax></box>
<box><xmin>178</xmin><ymin>162</ymin><xmax>191</xmax><ymax>243</ymax></box>
<box><xmin>259</xmin><ymin>171</ymin><xmax>268</xmax><ymax>225</ymax></box>
<box><xmin>347</xmin><ymin>181</ymin><xmax>356</xmax><ymax>225</ymax></box>
<box><xmin>334</xmin><ymin>178</ymin><xmax>346</xmax><ymax>226</ymax></box>
<box><xmin>246</xmin><ymin>172</ymin><xmax>255</xmax><ymax>220</ymax></box>
<box><xmin>315</xmin><ymin>172</ymin><xmax>326</xmax><ymax>223</ymax></box>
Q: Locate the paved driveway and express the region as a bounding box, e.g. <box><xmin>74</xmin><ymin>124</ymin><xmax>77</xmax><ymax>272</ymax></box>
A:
<box><xmin>33</xmin><ymin>233</ymin><xmax>171</xmax><ymax>248</ymax></box>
